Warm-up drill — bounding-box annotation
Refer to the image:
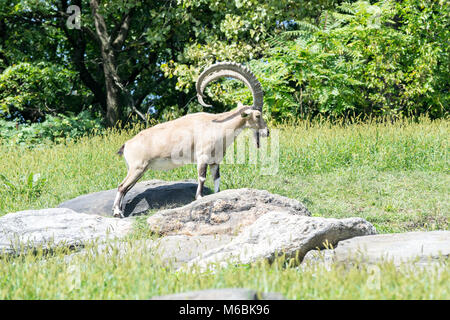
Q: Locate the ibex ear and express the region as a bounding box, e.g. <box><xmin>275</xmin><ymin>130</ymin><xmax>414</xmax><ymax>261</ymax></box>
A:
<box><xmin>237</xmin><ymin>101</ymin><xmax>244</xmax><ymax>108</ymax></box>
<box><xmin>240</xmin><ymin>108</ymin><xmax>252</xmax><ymax>118</ymax></box>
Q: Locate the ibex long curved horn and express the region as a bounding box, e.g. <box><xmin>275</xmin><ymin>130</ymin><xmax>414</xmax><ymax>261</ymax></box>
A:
<box><xmin>196</xmin><ymin>62</ymin><xmax>263</xmax><ymax>111</ymax></box>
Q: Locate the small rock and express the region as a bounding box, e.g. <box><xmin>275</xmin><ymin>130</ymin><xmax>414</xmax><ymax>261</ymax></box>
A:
<box><xmin>147</xmin><ymin>189</ymin><xmax>311</xmax><ymax>236</ymax></box>
<box><xmin>151</xmin><ymin>288</ymin><xmax>285</xmax><ymax>300</ymax></box>
<box><xmin>58</xmin><ymin>179</ymin><xmax>211</xmax><ymax>217</ymax></box>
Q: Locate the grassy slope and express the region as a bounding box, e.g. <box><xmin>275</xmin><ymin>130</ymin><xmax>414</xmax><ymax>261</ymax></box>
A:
<box><xmin>0</xmin><ymin>118</ymin><xmax>448</xmax><ymax>299</ymax></box>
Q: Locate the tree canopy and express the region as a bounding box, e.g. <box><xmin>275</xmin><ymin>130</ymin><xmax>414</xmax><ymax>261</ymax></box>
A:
<box><xmin>0</xmin><ymin>0</ymin><xmax>448</xmax><ymax>131</ymax></box>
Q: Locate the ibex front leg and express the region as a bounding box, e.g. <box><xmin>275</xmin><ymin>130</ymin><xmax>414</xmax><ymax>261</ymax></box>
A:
<box><xmin>195</xmin><ymin>159</ymin><xmax>208</xmax><ymax>200</ymax></box>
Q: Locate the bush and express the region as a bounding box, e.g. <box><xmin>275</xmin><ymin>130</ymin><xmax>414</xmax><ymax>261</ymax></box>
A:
<box><xmin>0</xmin><ymin>62</ymin><xmax>92</xmax><ymax>122</ymax></box>
<box><xmin>217</xmin><ymin>0</ymin><xmax>449</xmax><ymax>120</ymax></box>
<box><xmin>0</xmin><ymin>110</ymin><xmax>104</xmax><ymax>146</ymax></box>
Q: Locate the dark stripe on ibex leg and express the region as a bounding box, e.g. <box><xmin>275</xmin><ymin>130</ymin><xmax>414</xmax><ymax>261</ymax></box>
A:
<box><xmin>213</xmin><ymin>165</ymin><xmax>220</xmax><ymax>180</ymax></box>
<box><xmin>196</xmin><ymin>163</ymin><xmax>207</xmax><ymax>199</ymax></box>
<box><xmin>199</xmin><ymin>163</ymin><xmax>207</xmax><ymax>179</ymax></box>
<box><xmin>210</xmin><ymin>164</ymin><xmax>220</xmax><ymax>193</ymax></box>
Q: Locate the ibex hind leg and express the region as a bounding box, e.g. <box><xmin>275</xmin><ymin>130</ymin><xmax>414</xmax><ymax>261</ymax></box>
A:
<box><xmin>209</xmin><ymin>164</ymin><xmax>220</xmax><ymax>193</ymax></box>
<box><xmin>195</xmin><ymin>162</ymin><xmax>208</xmax><ymax>200</ymax></box>
<box><xmin>112</xmin><ymin>166</ymin><xmax>147</xmax><ymax>218</ymax></box>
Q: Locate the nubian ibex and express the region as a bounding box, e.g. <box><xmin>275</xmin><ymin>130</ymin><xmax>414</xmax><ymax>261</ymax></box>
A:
<box><xmin>112</xmin><ymin>62</ymin><xmax>269</xmax><ymax>218</ymax></box>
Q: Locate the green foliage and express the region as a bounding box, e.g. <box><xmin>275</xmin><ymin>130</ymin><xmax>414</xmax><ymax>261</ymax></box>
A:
<box><xmin>249</xmin><ymin>0</ymin><xmax>450</xmax><ymax>120</ymax></box>
<box><xmin>0</xmin><ymin>172</ymin><xmax>46</xmax><ymax>202</ymax></box>
<box><xmin>0</xmin><ymin>110</ymin><xmax>104</xmax><ymax>146</ymax></box>
<box><xmin>0</xmin><ymin>62</ymin><xmax>89</xmax><ymax>121</ymax></box>
<box><xmin>187</xmin><ymin>0</ymin><xmax>449</xmax><ymax>120</ymax></box>
<box><xmin>162</xmin><ymin>0</ymin><xmax>341</xmax><ymax>110</ymax></box>
<box><xmin>0</xmin><ymin>0</ymin><xmax>448</xmax><ymax>130</ymax></box>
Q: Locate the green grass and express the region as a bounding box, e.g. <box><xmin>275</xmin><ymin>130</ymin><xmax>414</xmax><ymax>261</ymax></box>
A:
<box><xmin>0</xmin><ymin>117</ymin><xmax>448</xmax><ymax>299</ymax></box>
<box><xmin>0</xmin><ymin>244</ymin><xmax>448</xmax><ymax>299</ymax></box>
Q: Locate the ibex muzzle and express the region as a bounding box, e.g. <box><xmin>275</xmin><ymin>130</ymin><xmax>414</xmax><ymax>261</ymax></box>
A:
<box><xmin>112</xmin><ymin>62</ymin><xmax>267</xmax><ymax>218</ymax></box>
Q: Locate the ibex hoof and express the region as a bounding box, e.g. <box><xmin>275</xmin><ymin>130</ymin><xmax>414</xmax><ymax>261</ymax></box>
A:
<box><xmin>112</xmin><ymin>208</ymin><xmax>124</xmax><ymax>219</ymax></box>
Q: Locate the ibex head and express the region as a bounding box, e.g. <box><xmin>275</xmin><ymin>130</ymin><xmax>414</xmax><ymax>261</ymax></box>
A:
<box><xmin>196</xmin><ymin>61</ymin><xmax>269</xmax><ymax>148</ymax></box>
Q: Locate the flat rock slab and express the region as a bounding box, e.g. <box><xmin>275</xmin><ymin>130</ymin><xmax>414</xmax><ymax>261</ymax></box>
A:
<box><xmin>58</xmin><ymin>179</ymin><xmax>211</xmax><ymax>217</ymax></box>
<box><xmin>153</xmin><ymin>235</ymin><xmax>234</xmax><ymax>267</ymax></box>
<box><xmin>302</xmin><ymin>231</ymin><xmax>449</xmax><ymax>269</ymax></box>
<box><xmin>186</xmin><ymin>211</ymin><xmax>376</xmax><ymax>270</ymax></box>
<box><xmin>65</xmin><ymin>235</ymin><xmax>234</xmax><ymax>268</ymax></box>
<box><xmin>147</xmin><ymin>189</ymin><xmax>311</xmax><ymax>236</ymax></box>
<box><xmin>0</xmin><ymin>208</ymin><xmax>133</xmax><ymax>255</ymax></box>
<box><xmin>334</xmin><ymin>231</ymin><xmax>450</xmax><ymax>267</ymax></box>
<box><xmin>151</xmin><ymin>288</ymin><xmax>285</xmax><ymax>300</ymax></box>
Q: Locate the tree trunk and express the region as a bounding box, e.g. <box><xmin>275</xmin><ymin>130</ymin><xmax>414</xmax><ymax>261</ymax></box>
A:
<box><xmin>90</xmin><ymin>0</ymin><xmax>123</xmax><ymax>126</ymax></box>
<box><xmin>0</xmin><ymin>19</ymin><xmax>9</xmax><ymax>73</ymax></box>
<box><xmin>102</xmin><ymin>50</ymin><xmax>122</xmax><ymax>126</ymax></box>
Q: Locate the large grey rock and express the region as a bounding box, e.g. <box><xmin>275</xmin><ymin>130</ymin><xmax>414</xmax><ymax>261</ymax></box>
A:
<box><xmin>58</xmin><ymin>179</ymin><xmax>211</xmax><ymax>217</ymax></box>
<box><xmin>65</xmin><ymin>235</ymin><xmax>234</xmax><ymax>268</ymax></box>
<box><xmin>147</xmin><ymin>189</ymin><xmax>311</xmax><ymax>236</ymax></box>
<box><xmin>186</xmin><ymin>211</ymin><xmax>376</xmax><ymax>270</ymax></box>
<box><xmin>151</xmin><ymin>288</ymin><xmax>285</xmax><ymax>300</ymax></box>
<box><xmin>0</xmin><ymin>208</ymin><xmax>133</xmax><ymax>255</ymax></box>
<box><xmin>333</xmin><ymin>231</ymin><xmax>449</xmax><ymax>267</ymax></box>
